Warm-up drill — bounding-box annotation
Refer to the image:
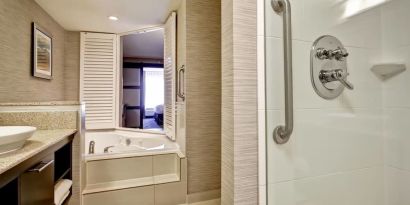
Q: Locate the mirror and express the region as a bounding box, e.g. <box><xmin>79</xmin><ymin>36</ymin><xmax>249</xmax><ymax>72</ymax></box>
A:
<box><xmin>120</xmin><ymin>29</ymin><xmax>165</xmax><ymax>132</ymax></box>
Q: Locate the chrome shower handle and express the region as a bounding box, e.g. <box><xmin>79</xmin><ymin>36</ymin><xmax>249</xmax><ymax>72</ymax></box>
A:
<box><xmin>319</xmin><ymin>69</ymin><xmax>354</xmax><ymax>90</ymax></box>
<box><xmin>335</xmin><ymin>72</ymin><xmax>354</xmax><ymax>90</ymax></box>
<box><xmin>272</xmin><ymin>0</ymin><xmax>294</xmax><ymax>144</ymax></box>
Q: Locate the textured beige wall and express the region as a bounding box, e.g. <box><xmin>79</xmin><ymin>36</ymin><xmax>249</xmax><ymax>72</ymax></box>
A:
<box><xmin>185</xmin><ymin>0</ymin><xmax>222</xmax><ymax>197</ymax></box>
<box><xmin>64</xmin><ymin>31</ymin><xmax>80</xmax><ymax>101</ymax></box>
<box><xmin>221</xmin><ymin>0</ymin><xmax>258</xmax><ymax>204</ymax></box>
<box><xmin>0</xmin><ymin>0</ymin><xmax>66</xmax><ymax>102</ymax></box>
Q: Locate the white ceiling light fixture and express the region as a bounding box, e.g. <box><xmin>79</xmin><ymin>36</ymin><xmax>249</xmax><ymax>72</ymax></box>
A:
<box><xmin>108</xmin><ymin>16</ymin><xmax>119</xmax><ymax>21</ymax></box>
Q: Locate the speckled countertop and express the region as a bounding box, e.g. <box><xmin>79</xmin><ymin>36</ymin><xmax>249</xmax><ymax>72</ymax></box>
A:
<box><xmin>0</xmin><ymin>129</ymin><xmax>77</xmax><ymax>175</ymax></box>
<box><xmin>0</xmin><ymin>101</ymin><xmax>82</xmax><ymax>106</ymax></box>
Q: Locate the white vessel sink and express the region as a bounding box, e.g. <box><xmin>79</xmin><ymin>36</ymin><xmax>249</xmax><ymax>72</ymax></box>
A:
<box><xmin>0</xmin><ymin>126</ymin><xmax>36</xmax><ymax>154</ymax></box>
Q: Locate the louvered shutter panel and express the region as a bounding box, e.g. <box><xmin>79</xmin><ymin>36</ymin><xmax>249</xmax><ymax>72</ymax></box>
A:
<box><xmin>80</xmin><ymin>33</ymin><xmax>117</xmax><ymax>130</ymax></box>
<box><xmin>164</xmin><ymin>12</ymin><xmax>177</xmax><ymax>140</ymax></box>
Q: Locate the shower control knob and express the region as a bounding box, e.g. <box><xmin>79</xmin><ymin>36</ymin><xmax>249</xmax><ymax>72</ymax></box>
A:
<box><xmin>316</xmin><ymin>48</ymin><xmax>331</xmax><ymax>60</ymax></box>
<box><xmin>331</xmin><ymin>48</ymin><xmax>349</xmax><ymax>61</ymax></box>
<box><xmin>316</xmin><ymin>47</ymin><xmax>349</xmax><ymax>61</ymax></box>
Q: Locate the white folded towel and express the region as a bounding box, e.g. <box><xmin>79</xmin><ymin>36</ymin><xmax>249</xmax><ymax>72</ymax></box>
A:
<box><xmin>54</xmin><ymin>179</ymin><xmax>72</xmax><ymax>205</ymax></box>
<box><xmin>56</xmin><ymin>190</ymin><xmax>70</xmax><ymax>205</ymax></box>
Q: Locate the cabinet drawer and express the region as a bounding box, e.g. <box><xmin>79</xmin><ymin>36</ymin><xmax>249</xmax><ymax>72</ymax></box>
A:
<box><xmin>20</xmin><ymin>157</ymin><xmax>54</xmax><ymax>205</ymax></box>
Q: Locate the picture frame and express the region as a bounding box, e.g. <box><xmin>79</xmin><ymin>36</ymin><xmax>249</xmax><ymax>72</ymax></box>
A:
<box><xmin>32</xmin><ymin>23</ymin><xmax>53</xmax><ymax>79</ymax></box>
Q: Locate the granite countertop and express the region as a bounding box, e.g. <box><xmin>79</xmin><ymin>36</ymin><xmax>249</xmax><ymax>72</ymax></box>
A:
<box><xmin>0</xmin><ymin>129</ymin><xmax>77</xmax><ymax>175</ymax></box>
<box><xmin>0</xmin><ymin>101</ymin><xmax>82</xmax><ymax>106</ymax></box>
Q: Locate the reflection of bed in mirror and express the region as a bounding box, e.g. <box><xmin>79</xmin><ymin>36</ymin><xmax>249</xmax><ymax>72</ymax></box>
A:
<box><xmin>154</xmin><ymin>104</ymin><xmax>163</xmax><ymax>126</ymax></box>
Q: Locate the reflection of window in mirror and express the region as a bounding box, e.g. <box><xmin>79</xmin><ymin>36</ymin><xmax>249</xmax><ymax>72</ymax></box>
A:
<box><xmin>120</xmin><ymin>29</ymin><xmax>165</xmax><ymax>132</ymax></box>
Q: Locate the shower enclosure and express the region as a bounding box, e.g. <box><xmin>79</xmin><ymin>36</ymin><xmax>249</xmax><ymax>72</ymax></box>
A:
<box><xmin>264</xmin><ymin>0</ymin><xmax>410</xmax><ymax>204</ymax></box>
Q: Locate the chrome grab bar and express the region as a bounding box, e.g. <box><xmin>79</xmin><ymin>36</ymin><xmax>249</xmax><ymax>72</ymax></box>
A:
<box><xmin>272</xmin><ymin>0</ymin><xmax>294</xmax><ymax>144</ymax></box>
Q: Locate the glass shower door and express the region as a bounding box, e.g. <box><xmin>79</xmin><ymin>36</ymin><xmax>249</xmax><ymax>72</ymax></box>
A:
<box><xmin>265</xmin><ymin>0</ymin><xmax>410</xmax><ymax>204</ymax></box>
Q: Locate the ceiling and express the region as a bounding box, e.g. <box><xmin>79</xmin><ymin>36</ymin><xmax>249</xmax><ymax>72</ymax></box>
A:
<box><xmin>35</xmin><ymin>0</ymin><xmax>181</xmax><ymax>33</ymax></box>
<box><xmin>122</xmin><ymin>29</ymin><xmax>164</xmax><ymax>59</ymax></box>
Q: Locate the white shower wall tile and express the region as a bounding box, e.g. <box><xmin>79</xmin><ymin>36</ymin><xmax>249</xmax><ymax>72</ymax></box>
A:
<box><xmin>268</xmin><ymin>166</ymin><xmax>384</xmax><ymax>205</ymax></box>
<box><xmin>267</xmin><ymin>108</ymin><xmax>383</xmax><ymax>184</ymax></box>
<box><xmin>264</xmin><ymin>0</ymin><xmax>382</xmax><ymax>49</ymax></box>
<box><xmin>382</xmin><ymin>45</ymin><xmax>410</xmax><ymax>108</ymax></box>
<box><xmin>381</xmin><ymin>0</ymin><xmax>410</xmax><ymax>50</ymax></box>
<box><xmin>385</xmin><ymin>166</ymin><xmax>410</xmax><ymax>205</ymax></box>
<box><xmin>384</xmin><ymin>108</ymin><xmax>410</xmax><ymax>171</ymax></box>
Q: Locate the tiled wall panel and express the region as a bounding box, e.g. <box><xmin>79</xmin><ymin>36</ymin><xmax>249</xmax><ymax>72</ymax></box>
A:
<box><xmin>222</xmin><ymin>0</ymin><xmax>258</xmax><ymax>204</ymax></box>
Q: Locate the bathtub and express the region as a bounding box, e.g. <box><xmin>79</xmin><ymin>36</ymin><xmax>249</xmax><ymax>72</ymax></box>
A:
<box><xmin>84</xmin><ymin>130</ymin><xmax>181</xmax><ymax>161</ymax></box>
<box><xmin>82</xmin><ymin>130</ymin><xmax>186</xmax><ymax>204</ymax></box>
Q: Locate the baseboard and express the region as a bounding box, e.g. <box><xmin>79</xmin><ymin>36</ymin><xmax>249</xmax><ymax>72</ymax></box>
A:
<box><xmin>187</xmin><ymin>189</ymin><xmax>221</xmax><ymax>203</ymax></box>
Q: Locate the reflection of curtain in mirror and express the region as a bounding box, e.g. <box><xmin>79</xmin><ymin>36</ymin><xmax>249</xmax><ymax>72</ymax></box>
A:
<box><xmin>144</xmin><ymin>68</ymin><xmax>164</xmax><ymax>109</ymax></box>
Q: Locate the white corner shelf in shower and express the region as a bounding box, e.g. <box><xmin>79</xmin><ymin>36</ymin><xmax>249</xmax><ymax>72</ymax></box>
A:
<box><xmin>371</xmin><ymin>63</ymin><xmax>406</xmax><ymax>80</ymax></box>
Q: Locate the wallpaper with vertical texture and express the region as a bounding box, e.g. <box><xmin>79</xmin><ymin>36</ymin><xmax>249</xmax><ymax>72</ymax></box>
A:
<box><xmin>64</xmin><ymin>31</ymin><xmax>80</xmax><ymax>101</ymax></box>
<box><xmin>186</xmin><ymin>0</ymin><xmax>222</xmax><ymax>196</ymax></box>
<box><xmin>0</xmin><ymin>0</ymin><xmax>66</xmax><ymax>102</ymax></box>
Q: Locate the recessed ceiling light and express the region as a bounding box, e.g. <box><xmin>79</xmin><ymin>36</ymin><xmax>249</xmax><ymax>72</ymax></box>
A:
<box><xmin>108</xmin><ymin>16</ymin><xmax>119</xmax><ymax>21</ymax></box>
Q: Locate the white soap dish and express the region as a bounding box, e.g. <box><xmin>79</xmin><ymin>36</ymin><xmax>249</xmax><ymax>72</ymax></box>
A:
<box><xmin>371</xmin><ymin>64</ymin><xmax>406</xmax><ymax>80</ymax></box>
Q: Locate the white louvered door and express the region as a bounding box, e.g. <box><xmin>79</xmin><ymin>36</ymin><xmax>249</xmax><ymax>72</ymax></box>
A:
<box><xmin>164</xmin><ymin>12</ymin><xmax>177</xmax><ymax>140</ymax></box>
<box><xmin>80</xmin><ymin>33</ymin><xmax>117</xmax><ymax>130</ymax></box>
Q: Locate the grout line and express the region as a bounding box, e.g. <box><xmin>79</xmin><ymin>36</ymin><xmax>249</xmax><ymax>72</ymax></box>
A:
<box><xmin>385</xmin><ymin>165</ymin><xmax>410</xmax><ymax>173</ymax></box>
<box><xmin>268</xmin><ymin>164</ymin><xmax>384</xmax><ymax>185</ymax></box>
<box><xmin>263</xmin><ymin>36</ymin><xmax>382</xmax><ymax>50</ymax></box>
<box><xmin>264</xmin><ymin>107</ymin><xmax>384</xmax><ymax>111</ymax></box>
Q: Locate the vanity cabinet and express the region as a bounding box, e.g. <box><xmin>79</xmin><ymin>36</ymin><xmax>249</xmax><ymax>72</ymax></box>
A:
<box><xmin>0</xmin><ymin>134</ymin><xmax>74</xmax><ymax>205</ymax></box>
<box><xmin>20</xmin><ymin>156</ymin><xmax>55</xmax><ymax>205</ymax></box>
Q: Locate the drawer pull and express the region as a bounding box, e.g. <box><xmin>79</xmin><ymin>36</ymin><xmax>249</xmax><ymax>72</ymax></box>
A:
<box><xmin>28</xmin><ymin>160</ymin><xmax>54</xmax><ymax>173</ymax></box>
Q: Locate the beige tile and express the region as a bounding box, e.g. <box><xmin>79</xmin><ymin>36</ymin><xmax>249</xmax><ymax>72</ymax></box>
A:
<box><xmin>155</xmin><ymin>181</ymin><xmax>188</xmax><ymax>205</ymax></box>
<box><xmin>221</xmin><ymin>0</ymin><xmax>258</xmax><ymax>204</ymax></box>
<box><xmin>86</xmin><ymin>156</ymin><xmax>152</xmax><ymax>185</ymax></box>
<box><xmin>153</xmin><ymin>154</ymin><xmax>179</xmax><ymax>177</ymax></box>
<box><xmin>83</xmin><ymin>186</ymin><xmax>154</xmax><ymax>205</ymax></box>
<box><xmin>188</xmin><ymin>199</ymin><xmax>221</xmax><ymax>205</ymax></box>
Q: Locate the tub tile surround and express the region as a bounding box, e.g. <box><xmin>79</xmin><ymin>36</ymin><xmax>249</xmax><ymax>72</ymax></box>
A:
<box><xmin>83</xmin><ymin>154</ymin><xmax>187</xmax><ymax>205</ymax></box>
<box><xmin>262</xmin><ymin>0</ymin><xmax>410</xmax><ymax>204</ymax></box>
<box><xmin>84</xmin><ymin>130</ymin><xmax>187</xmax><ymax>204</ymax></box>
<box><xmin>0</xmin><ymin>102</ymin><xmax>83</xmax><ymax>205</ymax></box>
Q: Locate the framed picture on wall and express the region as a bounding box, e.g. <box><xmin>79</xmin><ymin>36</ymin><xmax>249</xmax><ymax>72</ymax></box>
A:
<box><xmin>32</xmin><ymin>23</ymin><xmax>52</xmax><ymax>79</ymax></box>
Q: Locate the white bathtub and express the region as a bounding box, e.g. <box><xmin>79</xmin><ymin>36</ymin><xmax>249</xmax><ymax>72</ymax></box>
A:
<box><xmin>85</xmin><ymin>130</ymin><xmax>180</xmax><ymax>161</ymax></box>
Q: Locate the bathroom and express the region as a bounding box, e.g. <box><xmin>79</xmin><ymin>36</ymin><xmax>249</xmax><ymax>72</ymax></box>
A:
<box><xmin>0</xmin><ymin>0</ymin><xmax>409</xmax><ymax>204</ymax></box>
